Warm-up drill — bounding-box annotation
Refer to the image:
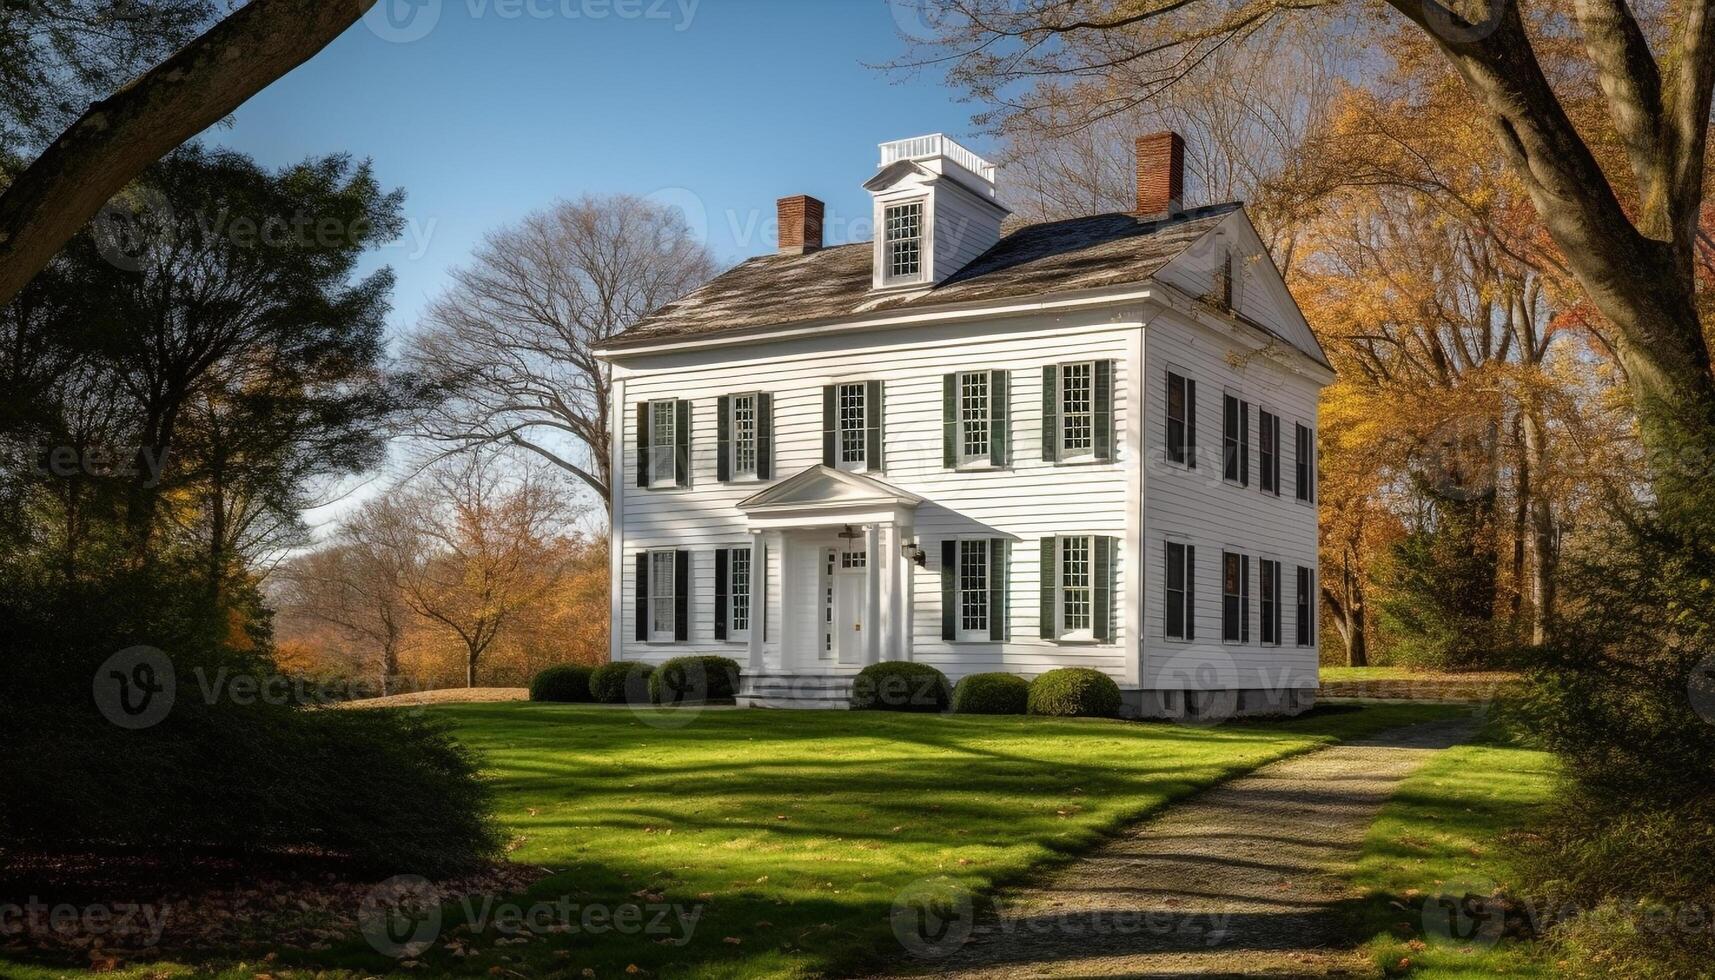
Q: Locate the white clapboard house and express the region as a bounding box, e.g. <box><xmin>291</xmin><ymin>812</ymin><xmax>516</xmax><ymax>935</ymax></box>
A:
<box><xmin>594</xmin><ymin>132</ymin><xmax>1332</xmax><ymax>715</ymax></box>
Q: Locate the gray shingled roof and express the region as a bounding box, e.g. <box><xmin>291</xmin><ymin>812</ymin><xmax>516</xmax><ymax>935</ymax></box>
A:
<box><xmin>604</xmin><ymin>202</ymin><xmax>1242</xmax><ymax>350</ymax></box>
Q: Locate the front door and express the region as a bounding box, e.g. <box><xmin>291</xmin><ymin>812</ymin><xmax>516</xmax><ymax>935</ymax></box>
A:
<box><xmin>831</xmin><ymin>548</ymin><xmax>867</xmax><ymax>665</ymax></box>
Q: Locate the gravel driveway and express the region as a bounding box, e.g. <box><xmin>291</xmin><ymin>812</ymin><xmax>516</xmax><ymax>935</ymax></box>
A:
<box><xmin>911</xmin><ymin>715</ymin><xmax>1481</xmax><ymax>978</ymax></box>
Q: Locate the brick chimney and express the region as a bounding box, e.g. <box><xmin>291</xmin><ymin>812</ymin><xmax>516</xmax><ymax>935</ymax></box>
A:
<box><xmin>1135</xmin><ymin>132</ymin><xmax>1185</xmax><ymax>217</ymax></box>
<box><xmin>777</xmin><ymin>195</ymin><xmax>824</xmax><ymax>255</ymax></box>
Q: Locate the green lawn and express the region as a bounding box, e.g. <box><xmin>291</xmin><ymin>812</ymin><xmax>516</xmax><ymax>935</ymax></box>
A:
<box><xmin>1318</xmin><ymin>666</ymin><xmax>1522</xmax><ymax>683</ymax></box>
<box><xmin>2</xmin><ymin>701</ymin><xmax>1462</xmax><ymax>980</ymax></box>
<box><xmin>1348</xmin><ymin>733</ymin><xmax>1559</xmax><ymax>977</ymax></box>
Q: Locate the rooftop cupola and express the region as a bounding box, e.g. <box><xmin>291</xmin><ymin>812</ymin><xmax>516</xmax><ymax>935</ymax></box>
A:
<box><xmin>863</xmin><ymin>134</ymin><xmax>1009</xmax><ymax>292</ymax></box>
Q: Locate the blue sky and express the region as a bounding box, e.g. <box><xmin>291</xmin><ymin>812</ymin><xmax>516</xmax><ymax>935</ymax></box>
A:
<box><xmin>204</xmin><ymin>0</ymin><xmax>985</xmax><ymax>337</ymax></box>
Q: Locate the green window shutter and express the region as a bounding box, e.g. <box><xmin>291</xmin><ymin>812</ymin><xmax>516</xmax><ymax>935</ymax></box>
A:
<box><xmin>756</xmin><ymin>393</ymin><xmax>774</xmax><ymax>479</ymax></box>
<box><xmin>1041</xmin><ymin>365</ymin><xmax>1059</xmax><ymax>462</ymax></box>
<box><xmin>991</xmin><ymin>369</ymin><xmax>1010</xmax><ymax>466</ymax></box>
<box><xmin>635</xmin><ymin>402</ymin><xmax>650</xmax><ymax>488</ymax></box>
<box><xmin>714</xmin><ymin>548</ymin><xmax>729</xmax><ymax>640</ymax></box>
<box><xmin>1094</xmin><ymin>536</ymin><xmax>1116</xmax><ymax>643</ymax></box>
<box><xmin>1039</xmin><ymin>537</ymin><xmax>1056</xmax><ymax>639</ymax></box>
<box><xmin>673</xmin><ymin>550</ymin><xmax>690</xmax><ymax>642</ymax></box>
<box><xmin>943</xmin><ymin>374</ymin><xmax>957</xmax><ymax>469</ymax></box>
<box><xmin>989</xmin><ymin>538</ymin><xmax>1008</xmax><ymax>641</ymax></box>
<box><xmin>941</xmin><ymin>540</ymin><xmax>957</xmax><ymax>641</ymax></box>
<box><xmin>634</xmin><ymin>551</ymin><xmax>648</xmax><ymax>641</ymax></box>
<box><xmin>822</xmin><ymin>385</ymin><xmax>836</xmax><ymax>467</ymax></box>
<box><xmin>1094</xmin><ymin>359</ymin><xmax>1114</xmax><ymax>461</ymax></box>
<box><xmin>673</xmin><ymin>400</ymin><xmax>691</xmax><ymax>487</ymax></box>
<box><xmin>716</xmin><ymin>396</ymin><xmax>732</xmax><ymax>482</ymax></box>
<box><xmin>866</xmin><ymin>380</ymin><xmax>884</xmax><ymax>471</ymax></box>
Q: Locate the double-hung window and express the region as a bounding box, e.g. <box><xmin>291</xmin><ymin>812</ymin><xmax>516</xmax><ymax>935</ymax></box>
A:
<box><xmin>959</xmin><ymin>371</ymin><xmax>991</xmax><ymax>465</ymax></box>
<box><xmin>1222</xmin><ymin>551</ymin><xmax>1250</xmax><ymax>643</ymax></box>
<box><xmin>837</xmin><ymin>382</ymin><xmax>867</xmax><ymax>470</ymax></box>
<box><xmin>1260</xmin><ymin>410</ymin><xmax>1281</xmax><ymax>495</ymax></box>
<box><xmin>1223</xmin><ymin>393</ymin><xmax>1250</xmax><ymax>485</ymax></box>
<box><xmin>1057</xmin><ymin>536</ymin><xmax>1093</xmax><ymax>639</ymax></box>
<box><xmin>958</xmin><ymin>540</ymin><xmax>990</xmax><ymax>639</ymax></box>
<box><xmin>728</xmin><ymin>547</ymin><xmax>751</xmax><ymax>637</ymax></box>
<box><xmin>1165</xmin><ymin>540</ymin><xmax>1196</xmax><ymax>641</ymax></box>
<box><xmin>649</xmin><ymin>401</ymin><xmax>677</xmax><ymax>489</ymax></box>
<box><xmin>1295</xmin><ymin>423</ymin><xmax>1315</xmax><ymax>502</ymax></box>
<box><xmin>1060</xmin><ymin>362</ymin><xmax>1095</xmax><ymax>459</ymax></box>
<box><xmin>884</xmin><ymin>201</ymin><xmax>923</xmax><ymax>282</ymax></box>
<box><xmin>1296</xmin><ymin>565</ymin><xmax>1315</xmax><ymax>646</ymax></box>
<box><xmin>731</xmin><ymin>393</ymin><xmax>758</xmax><ymax>479</ymax></box>
<box><xmin>1260</xmin><ymin>559</ymin><xmax>1282</xmax><ymax>646</ymax></box>
<box><xmin>1167</xmin><ymin>371</ymin><xmax>1196</xmax><ymax>466</ymax></box>
<box><xmin>648</xmin><ymin>550</ymin><xmax>677</xmax><ymax>642</ymax></box>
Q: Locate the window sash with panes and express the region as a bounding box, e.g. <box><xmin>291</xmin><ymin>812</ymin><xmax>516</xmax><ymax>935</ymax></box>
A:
<box><xmin>728</xmin><ymin>547</ymin><xmax>751</xmax><ymax>636</ymax></box>
<box><xmin>1296</xmin><ymin>566</ymin><xmax>1315</xmax><ymax>646</ymax></box>
<box><xmin>1260</xmin><ymin>559</ymin><xmax>1281</xmax><ymax>645</ymax></box>
<box><xmin>837</xmin><ymin>383</ymin><xmax>867</xmax><ymax>469</ymax></box>
<box><xmin>1260</xmin><ymin>410</ymin><xmax>1281</xmax><ymax>494</ymax></box>
<box><xmin>1222</xmin><ymin>551</ymin><xmax>1250</xmax><ymax>643</ymax></box>
<box><xmin>1060</xmin><ymin>362</ymin><xmax>1095</xmax><ymax>459</ymax></box>
<box><xmin>958</xmin><ymin>540</ymin><xmax>989</xmax><ymax>639</ymax></box>
<box><xmin>732</xmin><ymin>394</ymin><xmax>758</xmax><ymax>479</ymax></box>
<box><xmin>1058</xmin><ymin>536</ymin><xmax>1093</xmax><ymax>638</ymax></box>
<box><xmin>648</xmin><ymin>551</ymin><xmax>676</xmax><ymax>641</ymax></box>
<box><xmin>1295</xmin><ymin>423</ymin><xmax>1314</xmax><ymax>501</ymax></box>
<box><xmin>885</xmin><ymin>202</ymin><xmax>923</xmax><ymax>281</ymax></box>
<box><xmin>1223</xmin><ymin>394</ymin><xmax>1249</xmax><ymax>484</ymax></box>
<box><xmin>958</xmin><ymin>372</ymin><xmax>991</xmax><ymax>465</ymax></box>
<box><xmin>1165</xmin><ymin>541</ymin><xmax>1195</xmax><ymax>641</ymax></box>
<box><xmin>649</xmin><ymin>401</ymin><xmax>676</xmax><ymax>488</ymax></box>
<box><xmin>1167</xmin><ymin>372</ymin><xmax>1192</xmax><ymax>465</ymax></box>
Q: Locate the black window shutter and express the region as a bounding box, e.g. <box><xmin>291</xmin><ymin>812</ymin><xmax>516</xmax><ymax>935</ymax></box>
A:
<box><xmin>634</xmin><ymin>551</ymin><xmax>648</xmax><ymax>641</ymax></box>
<box><xmin>673</xmin><ymin>400</ymin><xmax>691</xmax><ymax>487</ymax></box>
<box><xmin>1041</xmin><ymin>365</ymin><xmax>1059</xmax><ymax>462</ymax></box>
<box><xmin>942</xmin><ymin>374</ymin><xmax>957</xmax><ymax>469</ymax></box>
<box><xmin>1240</xmin><ymin>401</ymin><xmax>1250</xmax><ymax>486</ymax></box>
<box><xmin>714</xmin><ymin>548</ymin><xmax>729</xmax><ymax>640</ymax></box>
<box><xmin>1186</xmin><ymin>378</ymin><xmax>1198</xmax><ymax>469</ymax></box>
<box><xmin>988</xmin><ymin>538</ymin><xmax>1007</xmax><ymax>641</ymax></box>
<box><xmin>1094</xmin><ymin>536</ymin><xmax>1115</xmax><ymax>643</ymax></box>
<box><xmin>1094</xmin><ymin>360</ymin><xmax>1115</xmax><ymax>462</ymax></box>
<box><xmin>1186</xmin><ymin>545</ymin><xmax>1196</xmax><ymax>641</ymax></box>
<box><xmin>1039</xmin><ymin>537</ymin><xmax>1056</xmax><ymax>639</ymax></box>
<box><xmin>941</xmin><ymin>539</ymin><xmax>957</xmax><ymax>641</ymax></box>
<box><xmin>756</xmin><ymin>393</ymin><xmax>774</xmax><ymax>479</ymax></box>
<box><xmin>866</xmin><ymin>380</ymin><xmax>884</xmax><ymax>471</ymax></box>
<box><xmin>991</xmin><ymin>369</ymin><xmax>1010</xmax><ymax>466</ymax></box>
<box><xmin>821</xmin><ymin>385</ymin><xmax>836</xmax><ymax>467</ymax></box>
<box><xmin>716</xmin><ymin>396</ymin><xmax>731</xmax><ymax>482</ymax></box>
<box><xmin>673</xmin><ymin>550</ymin><xmax>689</xmax><ymax>642</ymax></box>
<box><xmin>636</xmin><ymin>402</ymin><xmax>650</xmax><ymax>488</ymax></box>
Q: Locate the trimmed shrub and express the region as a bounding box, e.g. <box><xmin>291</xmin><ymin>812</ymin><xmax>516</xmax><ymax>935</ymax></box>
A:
<box><xmin>951</xmin><ymin>672</ymin><xmax>1029</xmax><ymax>715</ymax></box>
<box><xmin>850</xmin><ymin>662</ymin><xmax>951</xmax><ymax>712</ymax></box>
<box><xmin>529</xmin><ymin>665</ymin><xmax>595</xmax><ymax>703</ymax></box>
<box><xmin>649</xmin><ymin>655</ymin><xmax>740</xmax><ymax>705</ymax></box>
<box><xmin>589</xmin><ymin>661</ymin><xmax>655</xmax><ymax>704</ymax></box>
<box><xmin>1027</xmin><ymin>667</ymin><xmax>1122</xmax><ymax>718</ymax></box>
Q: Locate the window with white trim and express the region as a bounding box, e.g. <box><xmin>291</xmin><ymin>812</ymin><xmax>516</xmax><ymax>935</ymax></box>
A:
<box><xmin>1165</xmin><ymin>540</ymin><xmax>1195</xmax><ymax>641</ymax></box>
<box><xmin>1296</xmin><ymin>566</ymin><xmax>1315</xmax><ymax>646</ymax></box>
<box><xmin>1058</xmin><ymin>536</ymin><xmax>1093</xmax><ymax>639</ymax></box>
<box><xmin>1222</xmin><ymin>551</ymin><xmax>1250</xmax><ymax>643</ymax></box>
<box><xmin>732</xmin><ymin>393</ymin><xmax>758</xmax><ymax>479</ymax></box>
<box><xmin>648</xmin><ymin>550</ymin><xmax>677</xmax><ymax>642</ymax></box>
<box><xmin>958</xmin><ymin>540</ymin><xmax>989</xmax><ymax>639</ymax></box>
<box><xmin>1260</xmin><ymin>559</ymin><xmax>1281</xmax><ymax>646</ymax></box>
<box><xmin>837</xmin><ymin>382</ymin><xmax>867</xmax><ymax>469</ymax></box>
<box><xmin>958</xmin><ymin>371</ymin><xmax>991</xmax><ymax>465</ymax></box>
<box><xmin>728</xmin><ymin>547</ymin><xmax>751</xmax><ymax>636</ymax></box>
<box><xmin>1167</xmin><ymin>371</ymin><xmax>1193</xmax><ymax>465</ymax></box>
<box><xmin>649</xmin><ymin>401</ymin><xmax>676</xmax><ymax>489</ymax></box>
<box><xmin>1223</xmin><ymin>393</ymin><xmax>1249</xmax><ymax>485</ymax></box>
<box><xmin>1060</xmin><ymin>362</ymin><xmax>1094</xmax><ymax>459</ymax></box>
<box><xmin>884</xmin><ymin>201</ymin><xmax>923</xmax><ymax>281</ymax></box>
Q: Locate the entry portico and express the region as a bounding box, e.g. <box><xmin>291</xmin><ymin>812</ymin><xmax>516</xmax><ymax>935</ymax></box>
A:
<box><xmin>736</xmin><ymin>465</ymin><xmax>919</xmax><ymax>679</ymax></box>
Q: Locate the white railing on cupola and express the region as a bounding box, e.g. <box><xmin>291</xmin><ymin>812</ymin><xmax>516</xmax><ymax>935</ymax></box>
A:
<box><xmin>878</xmin><ymin>134</ymin><xmax>998</xmax><ymax>185</ymax></box>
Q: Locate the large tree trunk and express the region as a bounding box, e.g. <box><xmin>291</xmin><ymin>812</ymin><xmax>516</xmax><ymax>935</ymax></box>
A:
<box><xmin>1522</xmin><ymin>407</ymin><xmax>1558</xmax><ymax>644</ymax></box>
<box><xmin>1323</xmin><ymin>548</ymin><xmax>1369</xmax><ymax>667</ymax></box>
<box><xmin>0</xmin><ymin>0</ymin><xmax>374</xmax><ymax>307</ymax></box>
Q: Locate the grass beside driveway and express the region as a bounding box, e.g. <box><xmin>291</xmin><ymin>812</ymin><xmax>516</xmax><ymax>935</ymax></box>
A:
<box><xmin>0</xmin><ymin>701</ymin><xmax>1464</xmax><ymax>979</ymax></box>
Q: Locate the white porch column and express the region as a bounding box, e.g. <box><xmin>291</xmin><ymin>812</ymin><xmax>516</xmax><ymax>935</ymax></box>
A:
<box><xmin>747</xmin><ymin>529</ymin><xmax>765</xmax><ymax>675</ymax></box>
<box><xmin>864</xmin><ymin>523</ymin><xmax>882</xmax><ymax>664</ymax></box>
<box><xmin>767</xmin><ymin>529</ymin><xmax>787</xmax><ymax>671</ymax></box>
<box><xmin>901</xmin><ymin>522</ymin><xmax>915</xmax><ymax>661</ymax></box>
